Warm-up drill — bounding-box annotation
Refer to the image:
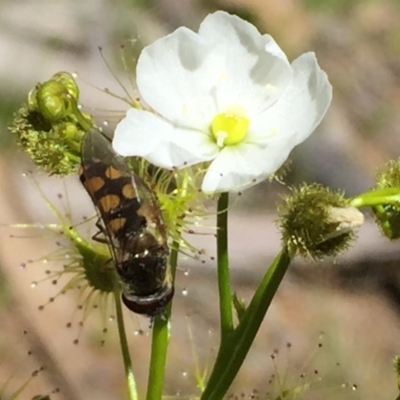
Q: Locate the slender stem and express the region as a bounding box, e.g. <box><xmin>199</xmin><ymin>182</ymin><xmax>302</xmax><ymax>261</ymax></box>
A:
<box><xmin>69</xmin><ymin>96</ymin><xmax>93</xmax><ymax>132</ymax></box>
<box><xmin>201</xmin><ymin>248</ymin><xmax>291</xmax><ymax>400</ymax></box>
<box><xmin>350</xmin><ymin>188</ymin><xmax>400</xmax><ymax>208</ymax></box>
<box><xmin>216</xmin><ymin>192</ymin><xmax>234</xmax><ymax>341</ymax></box>
<box><xmin>146</xmin><ymin>241</ymin><xmax>180</xmax><ymax>400</ymax></box>
<box><xmin>114</xmin><ymin>290</ymin><xmax>138</xmax><ymax>400</ymax></box>
<box><xmin>146</xmin><ymin>316</ymin><xmax>170</xmax><ymax>400</ymax></box>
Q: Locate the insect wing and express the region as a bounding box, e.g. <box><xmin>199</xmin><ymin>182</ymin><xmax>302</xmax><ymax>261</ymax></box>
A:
<box><xmin>132</xmin><ymin>173</ymin><xmax>168</xmax><ymax>247</ymax></box>
<box><xmin>80</xmin><ymin>129</ymin><xmax>167</xmax><ymax>248</ymax></box>
<box><xmin>80</xmin><ymin>129</ymin><xmax>173</xmax><ymax>317</ymax></box>
<box><xmin>80</xmin><ymin>129</ymin><xmax>143</xmax><ymax>246</ymax></box>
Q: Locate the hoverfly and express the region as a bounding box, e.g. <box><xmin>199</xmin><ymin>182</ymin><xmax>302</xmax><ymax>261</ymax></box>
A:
<box><xmin>80</xmin><ymin>128</ymin><xmax>174</xmax><ymax>317</ymax></box>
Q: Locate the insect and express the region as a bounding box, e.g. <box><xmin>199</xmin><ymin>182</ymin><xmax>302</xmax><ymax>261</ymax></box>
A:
<box><xmin>80</xmin><ymin>128</ymin><xmax>174</xmax><ymax>317</ymax></box>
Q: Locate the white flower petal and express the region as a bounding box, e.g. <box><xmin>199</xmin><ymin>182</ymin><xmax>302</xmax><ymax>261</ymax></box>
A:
<box><xmin>198</xmin><ymin>11</ymin><xmax>293</xmax><ymax>116</ymax></box>
<box><xmin>201</xmin><ymin>143</ymin><xmax>275</xmax><ymax>193</ymax></box>
<box><xmin>199</xmin><ymin>11</ymin><xmax>290</xmax><ymax>64</ymax></box>
<box><xmin>137</xmin><ymin>11</ymin><xmax>294</xmax><ymax>129</ymax></box>
<box><xmin>250</xmin><ymin>52</ymin><xmax>332</xmax><ymax>147</ymax></box>
<box><xmin>130</xmin><ymin>12</ymin><xmax>332</xmax><ymax>195</ymax></box>
<box><xmin>137</xmin><ymin>27</ymin><xmax>223</xmax><ymax>130</ymax></box>
<box><xmin>113</xmin><ymin>109</ymin><xmax>219</xmax><ymax>169</ymax></box>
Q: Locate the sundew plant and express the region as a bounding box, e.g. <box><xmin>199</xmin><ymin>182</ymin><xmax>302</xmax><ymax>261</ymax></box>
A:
<box><xmin>7</xmin><ymin>10</ymin><xmax>400</xmax><ymax>400</ymax></box>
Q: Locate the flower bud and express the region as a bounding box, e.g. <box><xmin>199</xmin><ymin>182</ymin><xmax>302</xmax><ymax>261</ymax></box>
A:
<box><xmin>279</xmin><ymin>184</ymin><xmax>364</xmax><ymax>259</ymax></box>
<box><xmin>373</xmin><ymin>159</ymin><xmax>400</xmax><ymax>239</ymax></box>
<box><xmin>27</xmin><ymin>87</ymin><xmax>39</xmax><ymax>111</ymax></box>
<box><xmin>10</xmin><ymin>71</ymin><xmax>94</xmax><ymax>175</ymax></box>
<box><xmin>36</xmin><ymin>80</ymin><xmax>72</xmax><ymax>122</ymax></box>
<box><xmin>52</xmin><ymin>71</ymin><xmax>80</xmax><ymax>101</ymax></box>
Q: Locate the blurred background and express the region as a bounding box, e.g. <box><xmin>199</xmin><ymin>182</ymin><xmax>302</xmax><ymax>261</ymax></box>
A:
<box><xmin>1</xmin><ymin>0</ymin><xmax>400</xmax><ymax>399</ymax></box>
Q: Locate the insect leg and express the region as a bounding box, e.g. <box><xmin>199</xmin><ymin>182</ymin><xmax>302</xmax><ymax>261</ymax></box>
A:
<box><xmin>92</xmin><ymin>218</ymin><xmax>108</xmax><ymax>244</ymax></box>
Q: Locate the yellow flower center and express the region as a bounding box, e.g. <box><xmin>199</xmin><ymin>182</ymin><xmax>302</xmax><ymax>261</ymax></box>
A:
<box><xmin>211</xmin><ymin>111</ymin><xmax>250</xmax><ymax>147</ymax></box>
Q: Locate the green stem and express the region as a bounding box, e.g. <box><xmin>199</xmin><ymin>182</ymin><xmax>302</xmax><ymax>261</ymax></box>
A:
<box><xmin>69</xmin><ymin>96</ymin><xmax>93</xmax><ymax>132</ymax></box>
<box><xmin>201</xmin><ymin>247</ymin><xmax>291</xmax><ymax>400</ymax></box>
<box><xmin>65</xmin><ymin>151</ymin><xmax>81</xmax><ymax>163</ymax></box>
<box><xmin>146</xmin><ymin>241</ymin><xmax>180</xmax><ymax>400</ymax></box>
<box><xmin>114</xmin><ymin>290</ymin><xmax>138</xmax><ymax>400</ymax></box>
<box><xmin>350</xmin><ymin>189</ymin><xmax>400</xmax><ymax>208</ymax></box>
<box><xmin>217</xmin><ymin>192</ymin><xmax>234</xmax><ymax>341</ymax></box>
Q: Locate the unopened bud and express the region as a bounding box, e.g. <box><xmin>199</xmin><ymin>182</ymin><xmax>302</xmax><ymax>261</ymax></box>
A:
<box><xmin>279</xmin><ymin>184</ymin><xmax>363</xmax><ymax>259</ymax></box>
<box><xmin>52</xmin><ymin>71</ymin><xmax>79</xmax><ymax>101</ymax></box>
<box><xmin>373</xmin><ymin>159</ymin><xmax>400</xmax><ymax>239</ymax></box>
<box><xmin>36</xmin><ymin>80</ymin><xmax>72</xmax><ymax>122</ymax></box>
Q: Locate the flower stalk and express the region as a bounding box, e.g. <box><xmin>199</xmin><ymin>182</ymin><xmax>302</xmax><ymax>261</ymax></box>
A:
<box><xmin>201</xmin><ymin>247</ymin><xmax>291</xmax><ymax>400</ymax></box>
<box><xmin>114</xmin><ymin>290</ymin><xmax>138</xmax><ymax>400</ymax></box>
<box><xmin>350</xmin><ymin>188</ymin><xmax>400</xmax><ymax>208</ymax></box>
<box><xmin>351</xmin><ymin>188</ymin><xmax>400</xmax><ymax>239</ymax></box>
<box><xmin>216</xmin><ymin>192</ymin><xmax>234</xmax><ymax>340</ymax></box>
<box><xmin>146</xmin><ymin>241</ymin><xmax>180</xmax><ymax>400</ymax></box>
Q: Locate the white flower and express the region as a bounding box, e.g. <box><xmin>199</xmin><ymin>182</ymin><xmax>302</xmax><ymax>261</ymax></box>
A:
<box><xmin>113</xmin><ymin>11</ymin><xmax>332</xmax><ymax>194</ymax></box>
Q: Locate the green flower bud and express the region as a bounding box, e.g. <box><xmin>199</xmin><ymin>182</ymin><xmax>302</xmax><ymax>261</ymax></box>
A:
<box><xmin>27</xmin><ymin>87</ymin><xmax>39</xmax><ymax>111</ymax></box>
<box><xmin>51</xmin><ymin>71</ymin><xmax>80</xmax><ymax>101</ymax></box>
<box><xmin>36</xmin><ymin>80</ymin><xmax>72</xmax><ymax>122</ymax></box>
<box><xmin>9</xmin><ymin>70</ymin><xmax>95</xmax><ymax>175</ymax></box>
<box><xmin>33</xmin><ymin>72</ymin><xmax>80</xmax><ymax>123</ymax></box>
<box><xmin>279</xmin><ymin>184</ymin><xmax>364</xmax><ymax>259</ymax></box>
<box><xmin>373</xmin><ymin>159</ymin><xmax>400</xmax><ymax>239</ymax></box>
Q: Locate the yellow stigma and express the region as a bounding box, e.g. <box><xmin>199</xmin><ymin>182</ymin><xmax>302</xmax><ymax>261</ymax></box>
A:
<box><xmin>211</xmin><ymin>112</ymin><xmax>250</xmax><ymax>147</ymax></box>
